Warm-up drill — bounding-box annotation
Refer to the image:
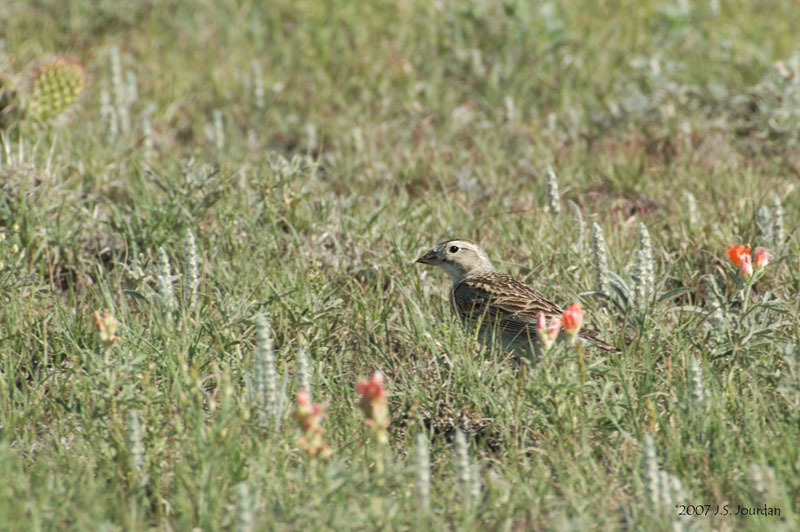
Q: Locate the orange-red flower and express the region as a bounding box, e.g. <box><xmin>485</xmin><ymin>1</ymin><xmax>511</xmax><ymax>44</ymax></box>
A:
<box><xmin>356</xmin><ymin>371</ymin><xmax>386</xmax><ymax>402</ymax></box>
<box><xmin>356</xmin><ymin>372</ymin><xmax>390</xmax><ymax>445</ymax></box>
<box><xmin>753</xmin><ymin>247</ymin><xmax>771</xmax><ymax>269</ymax></box>
<box><xmin>726</xmin><ymin>243</ymin><xmax>751</xmax><ymax>267</ymax></box>
<box><xmin>562</xmin><ymin>303</ymin><xmax>584</xmax><ymax>335</ymax></box>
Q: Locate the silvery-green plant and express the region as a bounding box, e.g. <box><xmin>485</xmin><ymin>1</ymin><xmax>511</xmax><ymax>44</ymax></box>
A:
<box><xmin>748</xmin><ymin>463</ymin><xmax>777</xmax><ymax>503</ymax></box>
<box><xmin>544</xmin><ymin>165</ymin><xmax>561</xmax><ymax>216</ymax></box>
<box><xmin>127</xmin><ymin>409</ymin><xmax>144</xmax><ymax>471</ymax></box>
<box><xmin>639</xmin><ymin>223</ymin><xmax>655</xmax><ymax>288</ymax></box>
<box><xmin>688</xmin><ymin>356</ymin><xmax>709</xmax><ymax>410</ymax></box>
<box><xmin>110</xmin><ymin>46</ymin><xmax>130</xmax><ymax>135</ymax></box>
<box><xmin>641</xmin><ymin>434</ymin><xmax>661</xmax><ymax>506</ymax></box>
<box><xmin>157</xmin><ymin>246</ymin><xmax>176</xmax><ymax>314</ymax></box>
<box><xmin>252</xmin><ymin>315</ymin><xmax>279</xmax><ymax>426</ymax></box>
<box><xmin>660</xmin><ymin>471</ymin><xmax>689</xmax><ymax>532</ymax></box>
<box><xmin>305</xmin><ymin>121</ymin><xmax>317</xmax><ymax>151</ymax></box>
<box><xmin>351</xmin><ymin>126</ymin><xmax>365</xmax><ymax>154</ymax></box>
<box><xmin>470</xmin><ymin>461</ymin><xmax>482</xmax><ymax>503</ymax></box>
<box><xmin>660</xmin><ymin>470</ymin><xmax>685</xmax><ymax>509</ymax></box>
<box><xmin>683</xmin><ymin>192</ymin><xmax>697</xmax><ymax>230</ymax></box>
<box><xmin>632</xmin><ymin>223</ymin><xmax>654</xmax><ymax>310</ymax></box>
<box><xmin>236</xmin><ymin>481</ymin><xmax>255</xmax><ymax>532</ymax></box>
<box><xmin>453</xmin><ymin>430</ymin><xmax>478</xmax><ymax>506</ymax></box>
<box><xmin>594</xmin><ymin>222</ymin><xmax>661</xmax><ymax>318</ymax></box>
<box><xmin>591</xmin><ymin>222</ymin><xmax>609</xmax><ymax>294</ymax></box>
<box><xmin>141</xmin><ymin>104</ymin><xmax>156</xmax><ymax>160</ymax></box>
<box><xmin>700</xmin><ymin>264</ymin><xmax>789</xmax><ymax>362</ymax></box>
<box><xmin>127</xmin><ymin>409</ymin><xmax>148</xmax><ymax>488</ymax></box>
<box><xmin>100</xmin><ymin>86</ymin><xmax>118</xmax><ymax>138</ymax></box>
<box><xmin>733</xmin><ymin>53</ymin><xmax>800</xmax><ymax>152</ymax></box>
<box><xmin>568</xmin><ymin>200</ymin><xmax>586</xmax><ymax>252</ymax></box>
<box><xmin>246</xmin><ymin>128</ymin><xmax>258</xmax><ymax>152</ymax></box>
<box><xmin>0</xmin><ymin>77</ymin><xmax>18</xmax><ymax>130</ymax></box>
<box><xmin>272</xmin><ymin>154</ymin><xmax>299</xmax><ymax>180</ymax></box>
<box><xmin>0</xmin><ymin>224</ymin><xmax>26</xmax><ymax>276</ymax></box>
<box><xmin>183</xmin><ymin>229</ymin><xmax>200</xmax><ymax>312</ymax></box>
<box><xmin>641</xmin><ymin>434</ymin><xmax>689</xmax><ymax>530</ymax></box>
<box><xmin>504</xmin><ymin>95</ymin><xmax>515</xmax><ymax>121</ymax></box>
<box><xmin>756</xmin><ymin>203</ymin><xmax>773</xmax><ymax>248</ymax></box>
<box><xmin>414</xmin><ymin>432</ymin><xmax>431</xmax><ymax>510</ymax></box>
<box><xmin>125</xmin><ymin>70</ymin><xmax>138</xmax><ymax>107</ymax></box>
<box><xmin>251</xmin><ymin>59</ymin><xmax>265</xmax><ymax>110</ymax></box>
<box><xmin>775</xmin><ymin>345</ymin><xmax>800</xmax><ymax>410</ymax></box>
<box><xmin>771</xmin><ymin>194</ymin><xmax>785</xmax><ymax>250</ymax></box>
<box><xmin>282</xmin><ymin>152</ymin><xmax>318</xmax><ymax>178</ymax></box>
<box><xmin>703</xmin><ymin>275</ymin><xmax>727</xmax><ymax>333</ymax></box>
<box><xmin>212</xmin><ymin>109</ymin><xmax>224</xmax><ymax>150</ymax></box>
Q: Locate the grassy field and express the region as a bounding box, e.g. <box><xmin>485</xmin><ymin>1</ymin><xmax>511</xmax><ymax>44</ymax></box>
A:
<box><xmin>1</xmin><ymin>0</ymin><xmax>799</xmax><ymax>529</ymax></box>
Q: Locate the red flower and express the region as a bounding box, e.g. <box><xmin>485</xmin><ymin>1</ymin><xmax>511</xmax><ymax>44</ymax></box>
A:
<box><xmin>294</xmin><ymin>391</ymin><xmax>325</xmax><ymax>432</ymax></box>
<box><xmin>753</xmin><ymin>247</ymin><xmax>771</xmax><ymax>269</ymax></box>
<box><xmin>297</xmin><ymin>390</ymin><xmax>311</xmax><ymax>408</ymax></box>
<box><xmin>726</xmin><ymin>243</ymin><xmax>751</xmax><ymax>267</ymax></box>
<box><xmin>356</xmin><ymin>371</ymin><xmax>386</xmax><ymax>401</ymax></box>
<box><xmin>356</xmin><ymin>371</ymin><xmax>389</xmax><ymax>445</ymax></box>
<box><xmin>562</xmin><ymin>303</ymin><xmax>583</xmax><ymax>335</ymax></box>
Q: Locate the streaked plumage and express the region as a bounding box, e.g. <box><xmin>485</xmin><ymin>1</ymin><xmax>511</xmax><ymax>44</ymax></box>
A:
<box><xmin>416</xmin><ymin>238</ymin><xmax>616</xmax><ymax>355</ymax></box>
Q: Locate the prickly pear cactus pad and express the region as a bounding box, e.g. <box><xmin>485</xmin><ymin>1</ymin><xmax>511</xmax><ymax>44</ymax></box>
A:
<box><xmin>26</xmin><ymin>55</ymin><xmax>86</xmax><ymax>122</ymax></box>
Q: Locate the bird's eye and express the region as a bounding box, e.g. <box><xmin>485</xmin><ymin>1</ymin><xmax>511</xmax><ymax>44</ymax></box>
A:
<box><xmin>449</xmin><ymin>245</ymin><xmax>459</xmax><ymax>253</ymax></box>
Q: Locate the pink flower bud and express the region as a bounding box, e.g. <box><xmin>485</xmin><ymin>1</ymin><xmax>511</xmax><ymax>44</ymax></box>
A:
<box><xmin>537</xmin><ymin>312</ymin><xmax>560</xmax><ymax>349</ymax></box>
<box><xmin>753</xmin><ymin>247</ymin><xmax>771</xmax><ymax>269</ymax></box>
<box><xmin>537</xmin><ymin>312</ymin><xmax>546</xmax><ymax>332</ymax></box>
<box><xmin>547</xmin><ymin>316</ymin><xmax>561</xmax><ymax>339</ymax></box>
<box><xmin>739</xmin><ymin>252</ymin><xmax>753</xmax><ymax>278</ymax></box>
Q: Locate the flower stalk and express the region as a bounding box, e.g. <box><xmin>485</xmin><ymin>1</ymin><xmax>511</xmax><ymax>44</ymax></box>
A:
<box><xmin>536</xmin><ymin>312</ymin><xmax>561</xmax><ymax>351</ymax></box>
<box><xmin>544</xmin><ymin>165</ymin><xmax>561</xmax><ymax>216</ymax></box>
<box><xmin>293</xmin><ymin>390</ymin><xmax>331</xmax><ymax>458</ymax></box>
<box><xmin>356</xmin><ymin>371</ymin><xmax>390</xmax><ymax>446</ymax></box>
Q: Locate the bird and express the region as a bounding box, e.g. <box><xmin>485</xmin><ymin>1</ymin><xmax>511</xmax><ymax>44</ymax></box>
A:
<box><xmin>415</xmin><ymin>238</ymin><xmax>616</xmax><ymax>355</ymax></box>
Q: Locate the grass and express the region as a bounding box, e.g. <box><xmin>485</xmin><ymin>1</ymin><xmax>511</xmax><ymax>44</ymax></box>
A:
<box><xmin>1</xmin><ymin>0</ymin><xmax>799</xmax><ymax>529</ymax></box>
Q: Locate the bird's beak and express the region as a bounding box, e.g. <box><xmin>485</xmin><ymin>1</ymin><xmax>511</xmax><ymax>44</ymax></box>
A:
<box><xmin>416</xmin><ymin>249</ymin><xmax>441</xmax><ymax>265</ymax></box>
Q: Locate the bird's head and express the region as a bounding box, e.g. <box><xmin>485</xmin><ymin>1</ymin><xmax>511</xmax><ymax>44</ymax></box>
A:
<box><xmin>416</xmin><ymin>239</ymin><xmax>494</xmax><ymax>282</ymax></box>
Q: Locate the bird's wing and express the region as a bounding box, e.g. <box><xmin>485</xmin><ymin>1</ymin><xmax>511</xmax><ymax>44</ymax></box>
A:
<box><xmin>575</xmin><ymin>327</ymin><xmax>617</xmax><ymax>352</ymax></box>
<box><xmin>453</xmin><ymin>272</ymin><xmax>618</xmax><ymax>352</ymax></box>
<box><xmin>453</xmin><ymin>273</ymin><xmax>561</xmax><ymax>335</ymax></box>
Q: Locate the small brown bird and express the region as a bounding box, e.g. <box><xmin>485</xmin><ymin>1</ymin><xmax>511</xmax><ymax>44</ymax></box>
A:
<box><xmin>416</xmin><ymin>238</ymin><xmax>616</xmax><ymax>355</ymax></box>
